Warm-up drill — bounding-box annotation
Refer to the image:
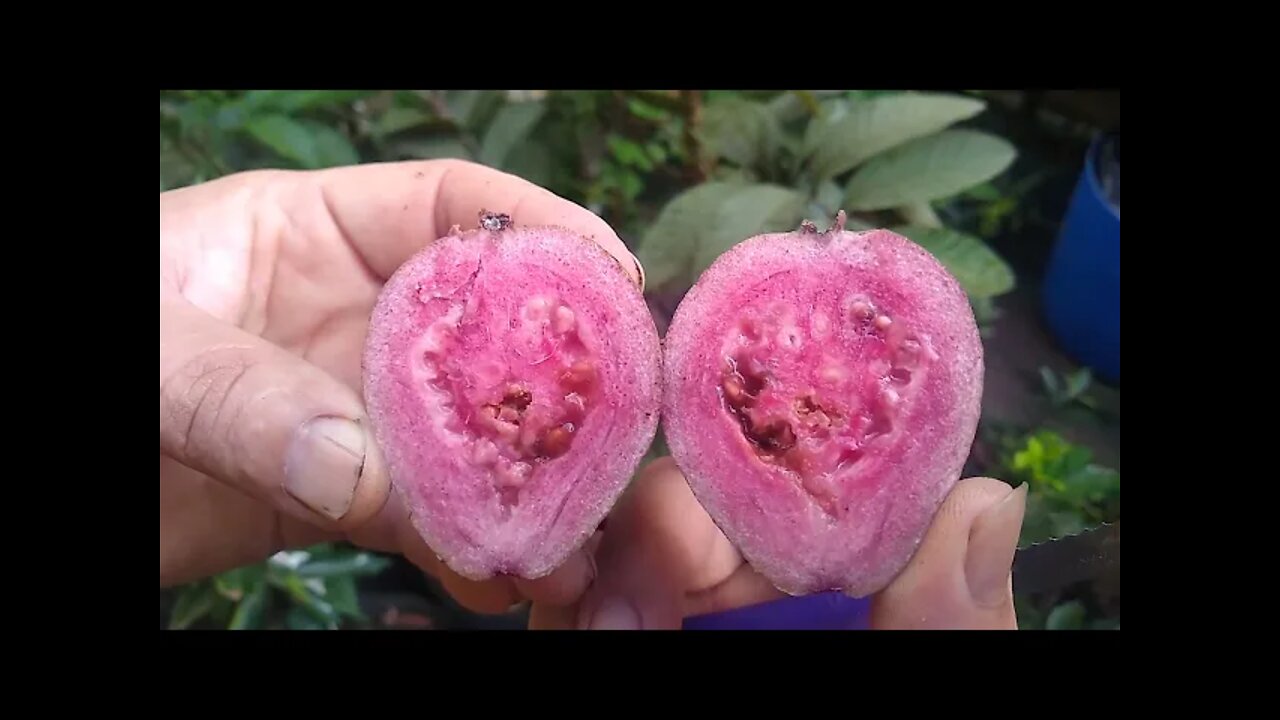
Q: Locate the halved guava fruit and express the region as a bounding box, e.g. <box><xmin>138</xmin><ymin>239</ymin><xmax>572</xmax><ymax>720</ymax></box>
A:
<box><xmin>363</xmin><ymin>211</ymin><xmax>662</xmax><ymax>581</ymax></box>
<box><xmin>661</xmin><ymin>213</ymin><xmax>984</xmax><ymax>598</ymax></box>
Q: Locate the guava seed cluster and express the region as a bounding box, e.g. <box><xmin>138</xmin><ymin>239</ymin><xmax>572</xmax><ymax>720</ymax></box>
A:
<box><xmin>717</xmin><ymin>294</ymin><xmax>935</xmax><ymax>518</ymax></box>
<box><xmin>413</xmin><ymin>290</ymin><xmax>599</xmax><ymax>507</ymax></box>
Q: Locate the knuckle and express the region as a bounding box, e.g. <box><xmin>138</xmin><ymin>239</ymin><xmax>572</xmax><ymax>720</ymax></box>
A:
<box><xmin>160</xmin><ymin>344</ymin><xmax>259</xmax><ymax>467</ymax></box>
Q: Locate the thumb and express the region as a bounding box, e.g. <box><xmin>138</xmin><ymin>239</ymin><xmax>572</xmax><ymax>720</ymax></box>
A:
<box><xmin>870</xmin><ymin>477</ymin><xmax>1027</xmax><ymax>629</ymax></box>
<box><xmin>159</xmin><ymin>294</ymin><xmax>388</xmax><ymax>529</ymax></box>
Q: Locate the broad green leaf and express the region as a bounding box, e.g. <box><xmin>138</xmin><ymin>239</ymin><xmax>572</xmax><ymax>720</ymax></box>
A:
<box><xmin>274</xmin><ymin>90</ymin><xmax>369</xmax><ymax>112</ymax></box>
<box><xmin>240</xmin><ymin>90</ymin><xmax>368</xmax><ymax>114</ymax></box>
<box><xmin>636</xmin><ymin>181</ymin><xmax>746</xmax><ymax>289</ymax></box>
<box><xmin>168</xmin><ymin>583</ymin><xmax>217</xmax><ymax>630</ymax></box>
<box><xmin>244</xmin><ymin>114</ymin><xmax>321</xmax><ymax>168</ymax></box>
<box><xmin>372</xmin><ymin>107</ymin><xmax>431</xmax><ymax>138</ymax></box>
<box><xmin>479</xmin><ymin>101</ymin><xmax>546</xmax><ymax>168</ymax></box>
<box><xmin>637</xmin><ymin>182</ymin><xmax>806</xmax><ymax>289</ymax></box>
<box><xmin>805</xmin><ymin>93</ymin><xmax>986</xmax><ymax>182</ymax></box>
<box><xmin>311</xmin><ymin>124</ymin><xmax>359</xmax><ymax>167</ymax></box>
<box><xmin>846</xmin><ymin>129</ymin><xmax>1017</xmax><ymax>210</ymax></box>
<box><xmin>505</xmin><ymin>142</ymin><xmax>554</xmax><ymax>187</ymax></box>
<box><xmin>286</xmin><ymin>607</ymin><xmax>327</xmax><ymax>630</ymax></box>
<box><xmin>297</xmin><ymin>551</ymin><xmax>391</xmax><ymax>579</ymax></box>
<box><xmin>391</xmin><ymin>137</ymin><xmax>473</xmax><ymax>161</ymax></box>
<box><xmin>692</xmin><ymin>184</ymin><xmax>808</xmax><ymax>276</ymax></box>
<box><xmin>228</xmin><ymin>582</ymin><xmax>268</xmax><ymax>630</ymax></box>
<box><xmin>699</xmin><ymin>97</ymin><xmax>783</xmax><ymax>169</ymax></box>
<box><xmin>446</xmin><ymin>90</ymin><xmax>504</xmax><ymax>131</ymax></box>
<box><xmin>814</xmin><ymin>180</ymin><xmax>845</xmax><ymax>215</ymax></box>
<box><xmin>324</xmin><ymin>576</ymin><xmax>365</xmax><ymax>619</ymax></box>
<box><xmin>1045</xmin><ymin>601</ymin><xmax>1087</xmax><ymax>630</ymax></box>
<box><xmin>892</xmin><ymin>225</ymin><xmax>1016</xmax><ymax>299</ymax></box>
<box><xmin>766</xmin><ymin>90</ymin><xmax>844</xmax><ymax>124</ymax></box>
<box><xmin>608</xmin><ymin>135</ymin><xmax>653</xmax><ymax>171</ymax></box>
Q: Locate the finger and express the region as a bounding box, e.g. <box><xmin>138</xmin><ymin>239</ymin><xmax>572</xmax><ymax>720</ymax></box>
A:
<box><xmin>160</xmin><ymin>292</ymin><xmax>389</xmax><ymax>531</ymax></box>
<box><xmin>870</xmin><ymin>477</ymin><xmax>1027</xmax><ymax>629</ymax></box>
<box><xmin>314</xmin><ymin>159</ymin><xmax>644</xmax><ymax>289</ymax></box>
<box><xmin>513</xmin><ymin>546</ymin><xmax>596</xmax><ymax>607</ymax></box>
<box><xmin>576</xmin><ymin>456</ymin><xmax>774</xmax><ymax>630</ymax></box>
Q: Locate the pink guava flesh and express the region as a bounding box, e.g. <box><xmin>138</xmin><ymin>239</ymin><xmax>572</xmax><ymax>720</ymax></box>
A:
<box><xmin>661</xmin><ymin>214</ymin><xmax>984</xmax><ymax>598</ymax></box>
<box><xmin>363</xmin><ymin>212</ymin><xmax>661</xmax><ymax>581</ymax></box>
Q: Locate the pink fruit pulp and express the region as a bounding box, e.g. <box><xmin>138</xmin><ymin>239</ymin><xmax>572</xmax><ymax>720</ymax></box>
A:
<box><xmin>363</xmin><ymin>214</ymin><xmax>661</xmax><ymax>581</ymax></box>
<box><xmin>661</xmin><ymin>216</ymin><xmax>984</xmax><ymax>598</ymax></box>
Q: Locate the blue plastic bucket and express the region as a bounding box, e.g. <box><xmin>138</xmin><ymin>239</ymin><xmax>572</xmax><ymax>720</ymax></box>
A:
<box><xmin>1042</xmin><ymin>132</ymin><xmax>1120</xmax><ymax>385</ymax></box>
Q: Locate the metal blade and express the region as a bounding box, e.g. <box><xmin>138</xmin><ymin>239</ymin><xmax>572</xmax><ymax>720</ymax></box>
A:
<box><xmin>1012</xmin><ymin>521</ymin><xmax>1119</xmax><ymax>596</ymax></box>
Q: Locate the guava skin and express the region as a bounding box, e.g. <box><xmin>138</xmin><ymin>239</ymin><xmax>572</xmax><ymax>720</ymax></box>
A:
<box><xmin>661</xmin><ymin>214</ymin><xmax>984</xmax><ymax>598</ymax></box>
<box><xmin>363</xmin><ymin>212</ymin><xmax>662</xmax><ymax>581</ymax></box>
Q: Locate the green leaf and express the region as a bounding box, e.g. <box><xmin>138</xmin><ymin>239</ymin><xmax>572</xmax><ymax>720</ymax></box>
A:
<box><xmin>608</xmin><ymin>135</ymin><xmax>653</xmax><ymax>171</ymax></box>
<box><xmin>214</xmin><ymin>564</ymin><xmax>265</xmax><ymax>601</ymax></box>
<box><xmin>372</xmin><ymin>107</ymin><xmax>431</xmax><ymax>138</ymax></box>
<box><xmin>627</xmin><ymin>97</ymin><xmax>670</xmax><ymax>122</ymax></box>
<box><xmin>845</xmin><ymin>129</ymin><xmax>1017</xmax><ymax>211</ymax></box>
<box><xmin>636</xmin><ymin>182</ymin><xmax>806</xmax><ymax>290</ymax></box>
<box><xmin>1045</xmin><ymin>601</ymin><xmax>1087</xmax><ymax>630</ymax></box>
<box><xmin>244</xmin><ymin>114</ymin><xmax>322</xmax><ymax>168</ymax></box>
<box><xmin>692</xmin><ymin>185</ymin><xmax>809</xmax><ymax>280</ymax></box>
<box><xmin>479</xmin><ymin>101</ymin><xmax>547</xmax><ymax>168</ymax></box>
<box><xmin>445</xmin><ymin>90</ymin><xmax>505</xmax><ymax>130</ymax></box>
<box><xmin>240</xmin><ymin>90</ymin><xmax>368</xmax><ymax>114</ymax></box>
<box><xmin>636</xmin><ymin>181</ymin><xmax>746</xmax><ymax>289</ymax></box>
<box><xmin>390</xmin><ymin>137</ymin><xmax>473</xmax><ymax>161</ymax></box>
<box><xmin>279</xmin><ymin>574</ymin><xmax>339</xmax><ymax>629</ymax></box>
<box><xmin>891</xmin><ymin>225</ymin><xmax>1016</xmax><ymax>299</ymax></box>
<box><xmin>505</xmin><ymin>142</ymin><xmax>554</xmax><ymax>187</ymax></box>
<box><xmin>286</xmin><ymin>607</ymin><xmax>328</xmax><ymax>630</ymax></box>
<box><xmin>804</xmin><ymin>93</ymin><xmax>986</xmax><ymax>182</ymax></box>
<box><xmin>324</xmin><ymin>576</ymin><xmax>365</xmax><ymax>619</ymax></box>
<box><xmin>228</xmin><ymin>582</ymin><xmax>268</xmax><ymax>630</ymax></box>
<box><xmin>699</xmin><ymin>97</ymin><xmax>783</xmax><ymax>169</ymax></box>
<box><xmin>297</xmin><ymin>551</ymin><xmax>391</xmax><ymax>579</ymax></box>
<box><xmin>168</xmin><ymin>582</ymin><xmax>218</xmax><ymax>630</ymax></box>
<box><xmin>311</xmin><ymin>124</ymin><xmax>359</xmax><ymax>167</ymax></box>
<box><xmin>1065</xmin><ymin>368</ymin><xmax>1093</xmax><ymax>399</ymax></box>
<box><xmin>965</xmin><ymin>182</ymin><xmax>1003</xmax><ymax>201</ymax></box>
<box><xmin>273</xmin><ymin>90</ymin><xmax>369</xmax><ymax>112</ymax></box>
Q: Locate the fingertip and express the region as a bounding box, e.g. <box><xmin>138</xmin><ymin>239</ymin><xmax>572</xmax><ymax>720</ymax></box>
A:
<box><xmin>335</xmin><ymin>419</ymin><xmax>392</xmax><ymax>528</ymax></box>
<box><xmin>513</xmin><ymin>547</ymin><xmax>596</xmax><ymax>607</ymax></box>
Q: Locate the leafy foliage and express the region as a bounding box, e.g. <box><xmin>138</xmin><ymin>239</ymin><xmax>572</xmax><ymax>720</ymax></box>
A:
<box><xmin>166</xmin><ymin>543</ymin><xmax>392</xmax><ymax>630</ymax></box>
<box><xmin>632</xmin><ymin>90</ymin><xmax>1019</xmax><ymax>307</ymax></box>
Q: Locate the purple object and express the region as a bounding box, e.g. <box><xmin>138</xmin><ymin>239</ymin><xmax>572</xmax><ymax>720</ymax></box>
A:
<box><xmin>681</xmin><ymin>591</ymin><xmax>873</xmax><ymax>630</ymax></box>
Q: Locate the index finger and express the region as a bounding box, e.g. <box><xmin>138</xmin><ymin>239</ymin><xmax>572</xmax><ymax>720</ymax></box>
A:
<box><xmin>313</xmin><ymin>159</ymin><xmax>644</xmax><ymax>289</ymax></box>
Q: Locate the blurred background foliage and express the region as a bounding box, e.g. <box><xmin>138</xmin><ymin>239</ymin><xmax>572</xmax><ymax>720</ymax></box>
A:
<box><xmin>160</xmin><ymin>89</ymin><xmax>1118</xmax><ymax>630</ymax></box>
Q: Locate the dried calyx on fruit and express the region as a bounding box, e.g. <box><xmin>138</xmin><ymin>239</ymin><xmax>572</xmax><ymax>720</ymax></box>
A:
<box><xmin>363</xmin><ymin>210</ymin><xmax>661</xmax><ymax>581</ymax></box>
<box><xmin>661</xmin><ymin>211</ymin><xmax>984</xmax><ymax>598</ymax></box>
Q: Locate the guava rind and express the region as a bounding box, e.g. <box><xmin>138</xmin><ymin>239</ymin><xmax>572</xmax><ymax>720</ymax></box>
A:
<box><xmin>363</xmin><ymin>216</ymin><xmax>661</xmax><ymax>581</ymax></box>
<box><xmin>661</xmin><ymin>219</ymin><xmax>983</xmax><ymax>598</ymax></box>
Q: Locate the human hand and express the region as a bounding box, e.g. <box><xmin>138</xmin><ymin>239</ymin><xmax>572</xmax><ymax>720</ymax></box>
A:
<box><xmin>526</xmin><ymin>456</ymin><xmax>1027</xmax><ymax>630</ymax></box>
<box><xmin>160</xmin><ymin>159</ymin><xmax>642</xmax><ymax>612</ymax></box>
